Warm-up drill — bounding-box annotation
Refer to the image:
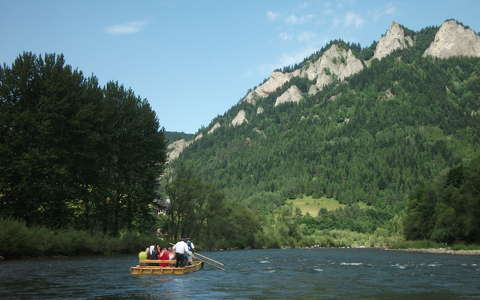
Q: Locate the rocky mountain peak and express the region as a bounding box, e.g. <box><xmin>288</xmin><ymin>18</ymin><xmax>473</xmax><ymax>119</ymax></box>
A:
<box><xmin>303</xmin><ymin>44</ymin><xmax>364</xmax><ymax>92</ymax></box>
<box><xmin>373</xmin><ymin>21</ymin><xmax>414</xmax><ymax>60</ymax></box>
<box><xmin>423</xmin><ymin>20</ymin><xmax>480</xmax><ymax>58</ymax></box>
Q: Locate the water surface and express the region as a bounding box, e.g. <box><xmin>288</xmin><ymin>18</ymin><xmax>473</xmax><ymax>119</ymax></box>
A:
<box><xmin>1</xmin><ymin>248</ymin><xmax>479</xmax><ymax>299</ymax></box>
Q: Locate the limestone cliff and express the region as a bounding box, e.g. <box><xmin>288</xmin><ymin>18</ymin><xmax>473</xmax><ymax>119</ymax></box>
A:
<box><xmin>232</xmin><ymin>110</ymin><xmax>248</xmax><ymax>126</ymax></box>
<box><xmin>424</xmin><ymin>20</ymin><xmax>480</xmax><ymax>58</ymax></box>
<box><xmin>373</xmin><ymin>21</ymin><xmax>414</xmax><ymax>60</ymax></box>
<box><xmin>274</xmin><ymin>85</ymin><xmax>303</xmax><ymax>106</ymax></box>
<box><xmin>244</xmin><ymin>71</ymin><xmax>293</xmax><ymax>104</ymax></box>
<box><xmin>208</xmin><ymin>122</ymin><xmax>221</xmax><ymax>134</ymax></box>
<box><xmin>167</xmin><ymin>139</ymin><xmax>192</xmax><ymax>162</ymax></box>
<box><xmin>302</xmin><ymin>44</ymin><xmax>364</xmax><ymax>91</ymax></box>
<box><xmin>243</xmin><ymin>44</ymin><xmax>363</xmax><ymax>101</ymax></box>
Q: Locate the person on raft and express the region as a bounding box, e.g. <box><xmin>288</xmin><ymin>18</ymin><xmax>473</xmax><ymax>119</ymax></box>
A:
<box><xmin>173</xmin><ymin>238</ymin><xmax>192</xmax><ymax>267</ymax></box>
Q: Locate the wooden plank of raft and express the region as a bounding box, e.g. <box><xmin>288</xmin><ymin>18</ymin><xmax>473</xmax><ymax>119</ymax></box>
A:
<box><xmin>140</xmin><ymin>259</ymin><xmax>177</xmax><ymax>264</ymax></box>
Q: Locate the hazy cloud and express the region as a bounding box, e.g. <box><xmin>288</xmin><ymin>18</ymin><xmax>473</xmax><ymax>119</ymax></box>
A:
<box><xmin>334</xmin><ymin>11</ymin><xmax>364</xmax><ymax>28</ymax></box>
<box><xmin>345</xmin><ymin>12</ymin><xmax>364</xmax><ymax>28</ymax></box>
<box><xmin>105</xmin><ymin>21</ymin><xmax>148</xmax><ymax>35</ymax></box>
<box><xmin>266</xmin><ymin>11</ymin><xmax>280</xmax><ymax>21</ymax></box>
<box><xmin>370</xmin><ymin>3</ymin><xmax>397</xmax><ymax>21</ymax></box>
<box><xmin>278</xmin><ymin>47</ymin><xmax>317</xmax><ymax>67</ymax></box>
<box><xmin>299</xmin><ymin>2</ymin><xmax>309</xmax><ymax>9</ymax></box>
<box><xmin>322</xmin><ymin>9</ymin><xmax>335</xmax><ymax>15</ymax></box>
<box><xmin>285</xmin><ymin>14</ymin><xmax>314</xmax><ymax>25</ymax></box>
<box><xmin>297</xmin><ymin>31</ymin><xmax>316</xmax><ymax>42</ymax></box>
<box><xmin>279</xmin><ymin>32</ymin><xmax>293</xmax><ymax>41</ymax></box>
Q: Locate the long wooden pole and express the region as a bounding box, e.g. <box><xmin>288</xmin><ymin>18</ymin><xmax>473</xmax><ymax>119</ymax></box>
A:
<box><xmin>194</xmin><ymin>253</ymin><xmax>224</xmax><ymax>267</ymax></box>
<box><xmin>169</xmin><ymin>243</ymin><xmax>225</xmax><ymax>270</ymax></box>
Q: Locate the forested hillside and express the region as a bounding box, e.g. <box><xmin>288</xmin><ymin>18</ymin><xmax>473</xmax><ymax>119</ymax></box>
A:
<box><xmin>170</xmin><ymin>20</ymin><xmax>480</xmax><ymax>237</ymax></box>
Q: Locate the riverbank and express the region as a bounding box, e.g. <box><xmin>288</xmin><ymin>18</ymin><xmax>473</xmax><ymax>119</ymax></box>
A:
<box><xmin>385</xmin><ymin>248</ymin><xmax>480</xmax><ymax>255</ymax></box>
<box><xmin>0</xmin><ymin>218</ymin><xmax>163</xmax><ymax>259</ymax></box>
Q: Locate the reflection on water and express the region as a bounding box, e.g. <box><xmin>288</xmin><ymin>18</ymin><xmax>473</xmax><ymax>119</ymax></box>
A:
<box><xmin>1</xmin><ymin>248</ymin><xmax>480</xmax><ymax>299</ymax></box>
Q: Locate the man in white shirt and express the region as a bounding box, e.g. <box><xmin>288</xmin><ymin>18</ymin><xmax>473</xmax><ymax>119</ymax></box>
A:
<box><xmin>173</xmin><ymin>239</ymin><xmax>191</xmax><ymax>267</ymax></box>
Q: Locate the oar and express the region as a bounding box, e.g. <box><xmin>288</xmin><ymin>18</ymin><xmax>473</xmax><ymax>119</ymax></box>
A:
<box><xmin>193</xmin><ymin>253</ymin><xmax>225</xmax><ymax>270</ymax></box>
<box><xmin>169</xmin><ymin>243</ymin><xmax>225</xmax><ymax>270</ymax></box>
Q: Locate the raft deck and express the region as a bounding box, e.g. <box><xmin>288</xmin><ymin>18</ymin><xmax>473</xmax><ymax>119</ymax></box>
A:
<box><xmin>130</xmin><ymin>259</ymin><xmax>203</xmax><ymax>275</ymax></box>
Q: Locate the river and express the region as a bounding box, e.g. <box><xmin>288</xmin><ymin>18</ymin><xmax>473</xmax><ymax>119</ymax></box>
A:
<box><xmin>1</xmin><ymin>248</ymin><xmax>479</xmax><ymax>299</ymax></box>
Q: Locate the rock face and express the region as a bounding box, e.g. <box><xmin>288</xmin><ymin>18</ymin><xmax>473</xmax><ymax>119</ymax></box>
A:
<box><xmin>244</xmin><ymin>71</ymin><xmax>293</xmax><ymax>104</ymax></box>
<box><xmin>242</xmin><ymin>44</ymin><xmax>364</xmax><ymax>101</ymax></box>
<box><xmin>257</xmin><ymin>106</ymin><xmax>264</xmax><ymax>114</ymax></box>
<box><xmin>274</xmin><ymin>85</ymin><xmax>303</xmax><ymax>106</ymax></box>
<box><xmin>208</xmin><ymin>122</ymin><xmax>221</xmax><ymax>134</ymax></box>
<box><xmin>194</xmin><ymin>133</ymin><xmax>203</xmax><ymax>141</ymax></box>
<box><xmin>374</xmin><ymin>21</ymin><xmax>414</xmax><ymax>60</ymax></box>
<box><xmin>308</xmin><ymin>85</ymin><xmax>318</xmax><ymax>95</ymax></box>
<box><xmin>231</xmin><ymin>110</ymin><xmax>248</xmax><ymax>126</ymax></box>
<box><xmin>256</xmin><ymin>71</ymin><xmax>293</xmax><ymax>97</ymax></box>
<box><xmin>303</xmin><ymin>44</ymin><xmax>364</xmax><ymax>91</ymax></box>
<box><xmin>423</xmin><ymin>20</ymin><xmax>480</xmax><ymax>58</ymax></box>
<box><xmin>167</xmin><ymin>139</ymin><xmax>192</xmax><ymax>161</ymax></box>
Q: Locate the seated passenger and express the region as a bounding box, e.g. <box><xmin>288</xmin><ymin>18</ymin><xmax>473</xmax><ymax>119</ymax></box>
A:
<box><xmin>147</xmin><ymin>245</ymin><xmax>158</xmax><ymax>265</ymax></box>
<box><xmin>168</xmin><ymin>247</ymin><xmax>175</xmax><ymax>260</ymax></box>
<box><xmin>138</xmin><ymin>247</ymin><xmax>148</xmax><ymax>265</ymax></box>
<box><xmin>158</xmin><ymin>247</ymin><xmax>170</xmax><ymax>267</ymax></box>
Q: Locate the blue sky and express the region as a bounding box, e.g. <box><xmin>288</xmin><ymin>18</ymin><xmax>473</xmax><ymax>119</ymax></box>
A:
<box><xmin>1</xmin><ymin>1</ymin><xmax>479</xmax><ymax>134</ymax></box>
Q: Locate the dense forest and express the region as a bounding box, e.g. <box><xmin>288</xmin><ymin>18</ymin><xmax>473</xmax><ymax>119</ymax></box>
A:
<box><xmin>404</xmin><ymin>156</ymin><xmax>480</xmax><ymax>244</ymax></box>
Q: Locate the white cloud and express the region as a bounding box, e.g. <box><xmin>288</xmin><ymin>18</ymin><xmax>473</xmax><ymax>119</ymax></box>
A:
<box><xmin>105</xmin><ymin>21</ymin><xmax>148</xmax><ymax>35</ymax></box>
<box><xmin>322</xmin><ymin>9</ymin><xmax>335</xmax><ymax>15</ymax></box>
<box><xmin>370</xmin><ymin>3</ymin><xmax>397</xmax><ymax>21</ymax></box>
<box><xmin>385</xmin><ymin>5</ymin><xmax>396</xmax><ymax>15</ymax></box>
<box><xmin>297</xmin><ymin>31</ymin><xmax>316</xmax><ymax>42</ymax></box>
<box><xmin>334</xmin><ymin>11</ymin><xmax>364</xmax><ymax>28</ymax></box>
<box><xmin>345</xmin><ymin>12</ymin><xmax>364</xmax><ymax>28</ymax></box>
<box><xmin>266</xmin><ymin>11</ymin><xmax>280</xmax><ymax>21</ymax></box>
<box><xmin>245</xmin><ymin>47</ymin><xmax>315</xmax><ymax>78</ymax></box>
<box><xmin>278</xmin><ymin>47</ymin><xmax>318</xmax><ymax>67</ymax></box>
<box><xmin>279</xmin><ymin>32</ymin><xmax>292</xmax><ymax>41</ymax></box>
<box><xmin>285</xmin><ymin>14</ymin><xmax>314</xmax><ymax>25</ymax></box>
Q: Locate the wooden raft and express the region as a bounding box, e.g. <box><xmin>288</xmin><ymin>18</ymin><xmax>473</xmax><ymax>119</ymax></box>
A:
<box><xmin>130</xmin><ymin>259</ymin><xmax>203</xmax><ymax>275</ymax></box>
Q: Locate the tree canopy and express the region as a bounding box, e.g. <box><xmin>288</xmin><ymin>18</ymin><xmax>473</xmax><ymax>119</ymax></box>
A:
<box><xmin>0</xmin><ymin>52</ymin><xmax>166</xmax><ymax>235</ymax></box>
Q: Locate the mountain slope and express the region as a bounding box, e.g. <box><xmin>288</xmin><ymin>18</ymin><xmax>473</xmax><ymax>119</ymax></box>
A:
<box><xmin>169</xmin><ymin>20</ymin><xmax>480</xmax><ymax>211</ymax></box>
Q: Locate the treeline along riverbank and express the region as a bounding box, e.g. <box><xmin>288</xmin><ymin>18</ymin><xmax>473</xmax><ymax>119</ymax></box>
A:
<box><xmin>0</xmin><ymin>218</ymin><xmax>161</xmax><ymax>258</ymax></box>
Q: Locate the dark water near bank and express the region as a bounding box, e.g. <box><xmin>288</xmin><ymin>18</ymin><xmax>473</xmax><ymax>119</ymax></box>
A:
<box><xmin>1</xmin><ymin>248</ymin><xmax>480</xmax><ymax>299</ymax></box>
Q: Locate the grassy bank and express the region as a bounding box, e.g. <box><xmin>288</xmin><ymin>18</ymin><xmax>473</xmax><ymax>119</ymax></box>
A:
<box><xmin>287</xmin><ymin>196</ymin><xmax>344</xmax><ymax>216</ymax></box>
<box><xmin>0</xmin><ymin>218</ymin><xmax>162</xmax><ymax>259</ymax></box>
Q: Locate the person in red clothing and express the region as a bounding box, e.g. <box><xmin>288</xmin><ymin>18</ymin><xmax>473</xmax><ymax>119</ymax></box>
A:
<box><xmin>157</xmin><ymin>247</ymin><xmax>171</xmax><ymax>266</ymax></box>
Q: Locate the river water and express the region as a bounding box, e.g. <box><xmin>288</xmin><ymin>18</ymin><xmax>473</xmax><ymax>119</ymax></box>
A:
<box><xmin>1</xmin><ymin>248</ymin><xmax>479</xmax><ymax>299</ymax></box>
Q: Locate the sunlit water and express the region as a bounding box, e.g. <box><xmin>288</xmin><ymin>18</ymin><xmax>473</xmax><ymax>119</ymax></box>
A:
<box><xmin>1</xmin><ymin>248</ymin><xmax>480</xmax><ymax>299</ymax></box>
